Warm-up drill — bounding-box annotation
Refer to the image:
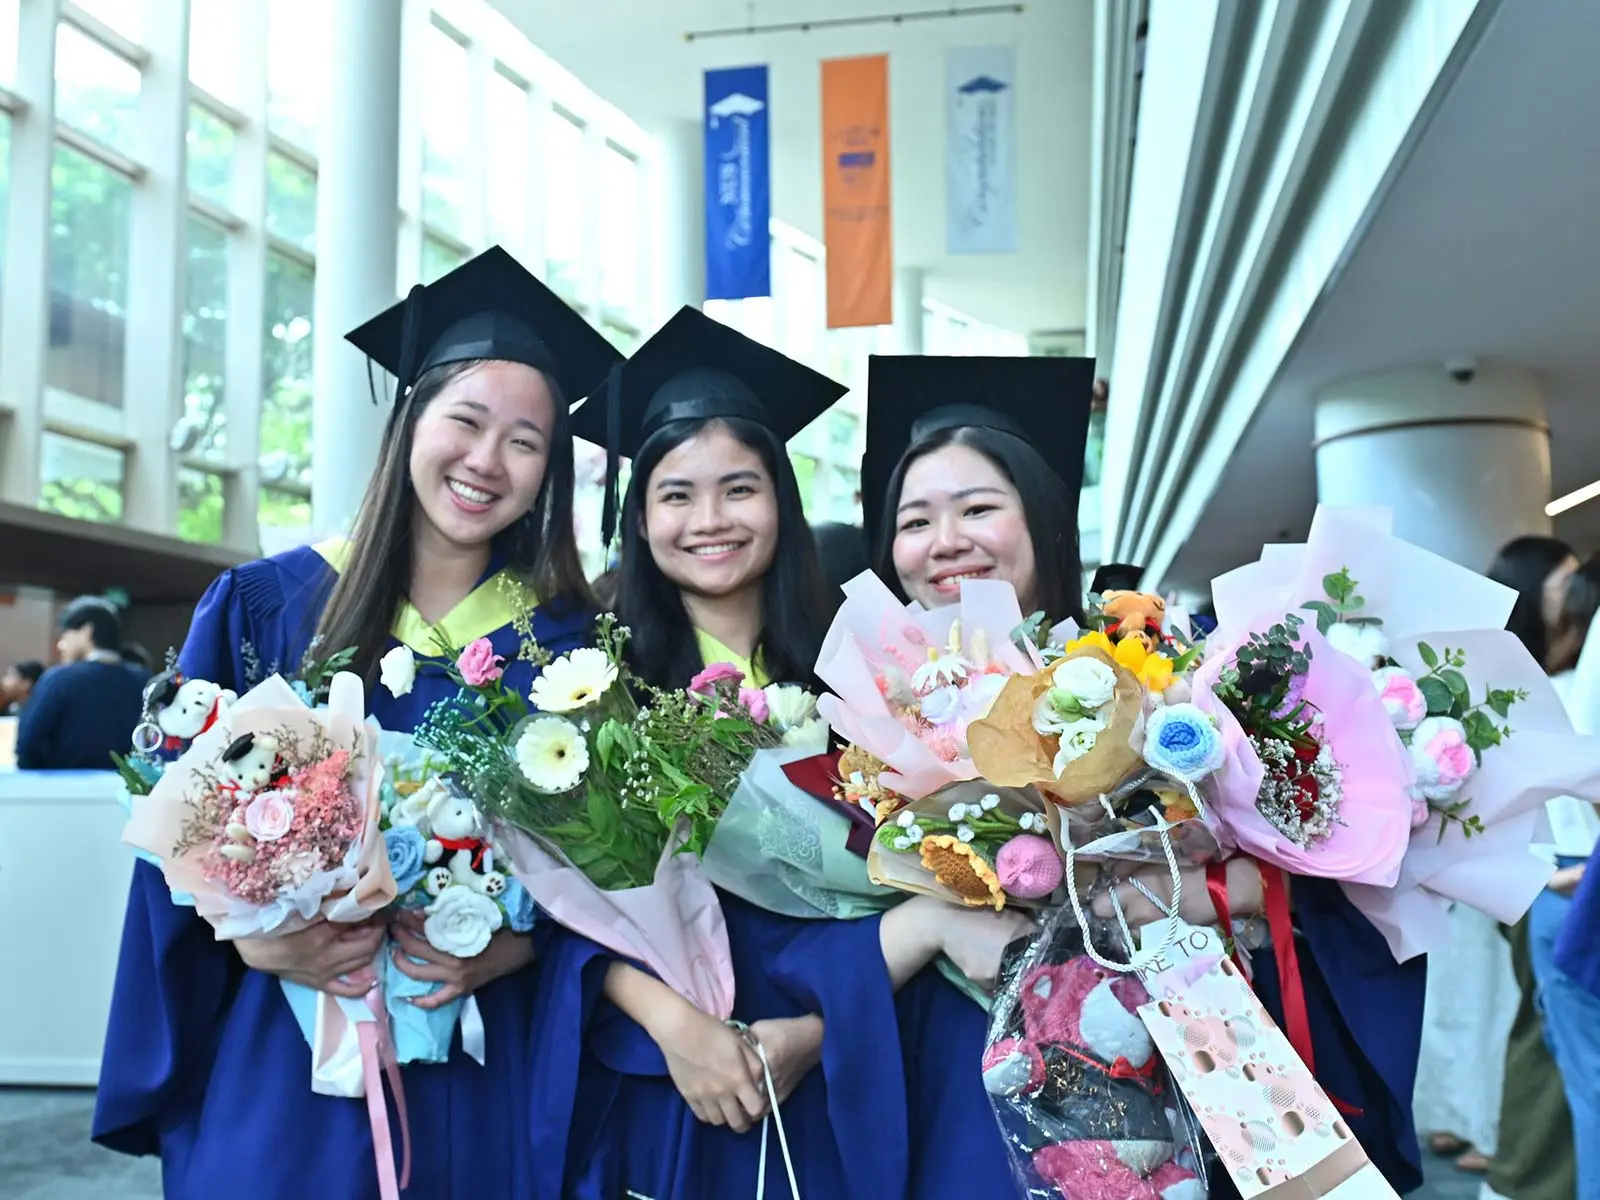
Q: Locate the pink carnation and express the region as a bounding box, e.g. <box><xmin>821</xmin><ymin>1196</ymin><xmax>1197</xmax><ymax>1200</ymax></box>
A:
<box><xmin>1372</xmin><ymin>667</ymin><xmax>1426</xmax><ymax>731</ymax></box>
<box><xmin>738</xmin><ymin>687</ymin><xmax>769</xmax><ymax>724</ymax></box>
<box><xmin>689</xmin><ymin>661</ymin><xmax>746</xmax><ymax>694</ymax></box>
<box><xmin>457</xmin><ymin>638</ymin><xmax>504</xmax><ymax>687</ymax></box>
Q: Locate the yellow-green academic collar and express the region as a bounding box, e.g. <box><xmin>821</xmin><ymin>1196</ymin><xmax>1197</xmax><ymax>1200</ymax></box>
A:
<box><xmin>695</xmin><ymin>628</ymin><xmax>769</xmax><ymax>688</ymax></box>
<box><xmin>312</xmin><ymin>538</ymin><xmax>535</xmax><ymax>656</ymax></box>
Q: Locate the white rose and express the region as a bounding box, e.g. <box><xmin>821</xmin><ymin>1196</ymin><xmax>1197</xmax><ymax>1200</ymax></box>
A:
<box><xmin>379</xmin><ymin>646</ymin><xmax>417</xmax><ymax>698</ymax></box>
<box><xmin>423</xmin><ymin>886</ymin><xmax>504</xmax><ymax>958</ymax></box>
<box><xmin>1324</xmin><ymin>622</ymin><xmax>1389</xmax><ymax>668</ymax></box>
<box><xmin>1051</xmin><ymin>656</ymin><xmax>1118</xmax><ymax>711</ymax></box>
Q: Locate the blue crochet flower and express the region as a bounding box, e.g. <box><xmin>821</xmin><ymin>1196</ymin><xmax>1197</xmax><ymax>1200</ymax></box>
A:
<box><xmin>385</xmin><ymin>825</ymin><xmax>429</xmax><ymax>895</ymax></box>
<box><xmin>1143</xmin><ymin>702</ymin><xmax>1225</xmax><ymax>782</ymax></box>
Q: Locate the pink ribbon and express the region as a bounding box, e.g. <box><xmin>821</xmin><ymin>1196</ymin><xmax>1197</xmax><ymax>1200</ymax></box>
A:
<box><xmin>357</xmin><ymin>986</ymin><xmax>412</xmax><ymax>1200</ymax></box>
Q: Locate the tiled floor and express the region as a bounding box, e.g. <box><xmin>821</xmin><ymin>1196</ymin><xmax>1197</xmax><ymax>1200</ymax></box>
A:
<box><xmin>0</xmin><ymin>1085</ymin><xmax>1497</xmax><ymax>1199</ymax></box>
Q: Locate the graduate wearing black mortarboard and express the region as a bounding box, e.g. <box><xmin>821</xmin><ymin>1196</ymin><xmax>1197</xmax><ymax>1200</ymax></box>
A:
<box><xmin>862</xmin><ymin>354</ymin><xmax>1429</xmax><ymax>1198</ymax></box>
<box><xmin>531</xmin><ymin>306</ymin><xmax>950</xmax><ymax>1200</ymax></box>
<box><xmin>93</xmin><ymin>246</ymin><xmax>621</xmax><ymax>1200</ymax></box>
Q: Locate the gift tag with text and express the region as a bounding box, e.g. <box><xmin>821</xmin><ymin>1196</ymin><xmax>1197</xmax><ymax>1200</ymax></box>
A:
<box><xmin>1135</xmin><ymin>954</ymin><xmax>1399</xmax><ymax>1198</ymax></box>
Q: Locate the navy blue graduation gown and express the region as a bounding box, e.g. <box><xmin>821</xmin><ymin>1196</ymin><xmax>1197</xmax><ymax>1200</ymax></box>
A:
<box><xmin>92</xmin><ymin>543</ymin><xmax>591</xmax><ymax>1199</ymax></box>
<box><xmin>528</xmin><ymin>891</ymin><xmax>909</xmax><ymax>1199</ymax></box>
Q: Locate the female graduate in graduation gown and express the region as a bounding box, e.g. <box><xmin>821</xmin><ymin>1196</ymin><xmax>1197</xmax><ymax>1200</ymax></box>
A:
<box><xmin>530</xmin><ymin>308</ymin><xmax>1031</xmax><ymax>1200</ymax></box>
<box><xmin>861</xmin><ymin>354</ymin><xmax>1430</xmax><ymax>1195</ymax></box>
<box><xmin>92</xmin><ymin>247</ymin><xmax>621</xmax><ymax>1199</ymax></box>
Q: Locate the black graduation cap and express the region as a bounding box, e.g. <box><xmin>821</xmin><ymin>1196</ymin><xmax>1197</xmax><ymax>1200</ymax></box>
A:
<box><xmin>1090</xmin><ymin>563</ymin><xmax>1145</xmax><ymax>594</ymax></box>
<box><xmin>860</xmin><ymin>354</ymin><xmax>1096</xmax><ymax>539</ymax></box>
<box><xmin>571</xmin><ymin>306</ymin><xmax>848</xmax><ymax>546</ymax></box>
<box><xmin>344</xmin><ymin>245</ymin><xmax>621</xmax><ymax>409</ymax></box>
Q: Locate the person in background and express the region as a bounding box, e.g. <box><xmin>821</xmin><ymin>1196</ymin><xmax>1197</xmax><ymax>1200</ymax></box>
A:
<box><xmin>2</xmin><ymin>660</ymin><xmax>43</xmax><ymax>715</ymax></box>
<box><xmin>1521</xmin><ymin>556</ymin><xmax>1600</xmax><ymax>1199</ymax></box>
<box><xmin>1482</xmin><ymin>535</ymin><xmax>1581</xmax><ymax>1200</ymax></box>
<box><xmin>810</xmin><ymin>521</ymin><xmax>868</xmax><ymax>596</ymax></box>
<box><xmin>15</xmin><ymin>598</ymin><xmax>146</xmax><ymax>770</ymax></box>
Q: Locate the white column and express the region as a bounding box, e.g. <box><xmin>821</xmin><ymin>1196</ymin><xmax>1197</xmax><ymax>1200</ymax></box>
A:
<box><xmin>1314</xmin><ymin>362</ymin><xmax>1552</xmax><ymax>569</ymax></box>
<box><xmin>0</xmin><ymin>0</ymin><xmax>61</xmax><ymax>507</ymax></box>
<box><xmin>311</xmin><ymin>0</ymin><xmax>403</xmax><ymax>536</ymax></box>
<box><xmin>892</xmin><ymin>266</ymin><xmax>925</xmax><ymax>355</ymax></box>
<box><xmin>121</xmin><ymin>0</ymin><xmax>192</xmax><ymax>534</ymax></box>
<box><xmin>653</xmin><ymin>118</ymin><xmax>705</xmax><ymax>322</ymax></box>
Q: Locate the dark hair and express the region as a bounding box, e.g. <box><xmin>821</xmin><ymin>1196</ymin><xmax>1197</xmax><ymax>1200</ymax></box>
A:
<box><xmin>10</xmin><ymin>660</ymin><xmax>44</xmax><ymax>686</ymax></box>
<box><xmin>873</xmin><ymin>424</ymin><xmax>1086</xmax><ymax>626</ymax></box>
<box><xmin>1487</xmin><ymin>534</ymin><xmax>1573</xmax><ymax>668</ymax></box>
<box><xmin>1562</xmin><ymin>554</ymin><xmax>1600</xmax><ymax>646</ymax></box>
<box><xmin>61</xmin><ymin>596</ymin><xmax>122</xmax><ymax>649</ymax></box>
<box><xmin>314</xmin><ymin>358</ymin><xmax>594</xmax><ymax>683</ymax></box>
<box><xmin>616</xmin><ymin>416</ymin><xmax>832</xmax><ymax>691</ymax></box>
<box><xmin>812</xmin><ymin>522</ymin><xmax>869</xmax><ymax>596</ymax></box>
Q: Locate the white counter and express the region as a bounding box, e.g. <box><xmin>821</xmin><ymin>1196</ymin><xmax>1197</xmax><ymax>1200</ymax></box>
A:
<box><xmin>0</xmin><ymin>770</ymin><xmax>133</xmax><ymax>1084</ymax></box>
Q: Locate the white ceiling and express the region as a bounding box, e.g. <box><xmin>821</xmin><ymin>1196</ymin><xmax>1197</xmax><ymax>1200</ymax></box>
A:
<box><xmin>1166</xmin><ymin>0</ymin><xmax>1600</xmax><ymax>591</ymax></box>
<box><xmin>488</xmin><ymin>0</ymin><xmax>1095</xmax><ymax>337</ymax></box>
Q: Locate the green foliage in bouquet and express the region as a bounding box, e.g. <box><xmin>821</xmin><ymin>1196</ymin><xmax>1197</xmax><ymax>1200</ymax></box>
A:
<box><xmin>416</xmin><ymin>607</ymin><xmax>783</xmax><ymax>891</ymax></box>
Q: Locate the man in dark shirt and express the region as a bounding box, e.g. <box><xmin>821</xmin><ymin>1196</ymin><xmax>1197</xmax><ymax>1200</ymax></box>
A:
<box><xmin>16</xmin><ymin>598</ymin><xmax>147</xmax><ymax>771</ymax></box>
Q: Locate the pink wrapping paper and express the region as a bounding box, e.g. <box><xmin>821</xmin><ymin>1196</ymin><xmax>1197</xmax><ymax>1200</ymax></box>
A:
<box><xmin>815</xmin><ymin>569</ymin><xmax>1039</xmax><ymax>799</ymax></box>
<box><xmin>498</xmin><ymin>822</ymin><xmax>735</xmax><ymax>1017</ymax></box>
<box><xmin>1190</xmin><ymin>623</ymin><xmax>1415</xmax><ymax>887</ymax></box>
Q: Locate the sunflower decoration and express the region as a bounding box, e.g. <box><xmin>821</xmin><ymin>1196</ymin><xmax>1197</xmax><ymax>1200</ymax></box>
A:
<box><xmin>918</xmin><ymin>834</ymin><xmax>1006</xmax><ymax>910</ymax></box>
<box><xmin>1065</xmin><ymin>629</ymin><xmax>1175</xmax><ymax>694</ymax></box>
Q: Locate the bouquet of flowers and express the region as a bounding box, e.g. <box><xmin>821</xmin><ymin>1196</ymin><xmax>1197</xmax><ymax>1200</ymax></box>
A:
<box><xmin>416</xmin><ymin>613</ymin><xmax>801</xmax><ymax>1013</ymax></box>
<box><xmin>375</xmin><ymin>742</ymin><xmax>537</xmax><ymax>1065</ymax></box>
<box><xmin>1210</xmin><ymin>505</ymin><xmax>1600</xmax><ymax>959</ymax></box>
<box><xmin>120</xmin><ymin>670</ymin><xmax>405</xmax><ymax>1194</ymax></box>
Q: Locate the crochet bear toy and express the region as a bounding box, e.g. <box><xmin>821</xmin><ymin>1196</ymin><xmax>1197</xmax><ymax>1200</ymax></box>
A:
<box><xmin>1099</xmin><ymin>591</ymin><xmax>1168</xmax><ymax>651</ymax></box>
<box><xmin>982</xmin><ymin>955</ymin><xmax>1205</xmax><ymax>1200</ymax></box>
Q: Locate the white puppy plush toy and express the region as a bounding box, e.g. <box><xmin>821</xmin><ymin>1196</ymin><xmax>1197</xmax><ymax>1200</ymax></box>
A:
<box><xmin>144</xmin><ymin>670</ymin><xmax>236</xmax><ymax>751</ymax></box>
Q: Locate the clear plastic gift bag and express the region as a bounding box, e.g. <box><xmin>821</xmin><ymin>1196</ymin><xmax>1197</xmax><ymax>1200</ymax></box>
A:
<box><xmin>983</xmin><ymin>900</ymin><xmax>1211</xmax><ymax>1200</ymax></box>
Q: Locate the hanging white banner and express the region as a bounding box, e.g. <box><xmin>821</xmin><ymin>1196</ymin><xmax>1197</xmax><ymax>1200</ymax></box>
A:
<box><xmin>946</xmin><ymin>45</ymin><xmax>1018</xmax><ymax>255</ymax></box>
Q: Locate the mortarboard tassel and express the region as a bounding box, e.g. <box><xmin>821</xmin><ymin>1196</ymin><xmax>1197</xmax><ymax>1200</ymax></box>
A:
<box><xmin>599</xmin><ymin>361</ymin><xmax>624</xmax><ymax>550</ymax></box>
<box><xmin>392</xmin><ymin>284</ymin><xmax>427</xmax><ymax>408</ymax></box>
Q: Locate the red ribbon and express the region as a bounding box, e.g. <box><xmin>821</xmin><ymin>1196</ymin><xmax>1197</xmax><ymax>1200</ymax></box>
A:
<box><xmin>1205</xmin><ymin>859</ymin><xmax>1242</xmax><ymax>971</ymax></box>
<box><xmin>1058</xmin><ymin>1043</ymin><xmax>1161</xmax><ymax>1088</ymax></box>
<box><xmin>1235</xmin><ymin>857</ymin><xmax>1364</xmax><ymax>1119</ymax></box>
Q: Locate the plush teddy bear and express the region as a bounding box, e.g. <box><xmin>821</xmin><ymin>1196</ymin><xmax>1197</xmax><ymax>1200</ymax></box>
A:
<box><xmin>145</xmin><ymin>670</ymin><xmax>236</xmax><ymax>750</ymax></box>
<box><xmin>1100</xmin><ymin>591</ymin><xmax>1168</xmax><ymax>651</ymax></box>
<box><xmin>982</xmin><ymin>955</ymin><xmax>1205</xmax><ymax>1200</ymax></box>
<box><xmin>217</xmin><ymin>732</ymin><xmax>283</xmax><ymax>796</ymax></box>
<box><xmin>422</xmin><ymin>787</ymin><xmax>507</xmax><ymax>898</ymax></box>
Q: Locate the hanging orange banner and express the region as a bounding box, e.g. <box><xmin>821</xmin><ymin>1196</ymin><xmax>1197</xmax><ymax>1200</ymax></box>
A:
<box><xmin>821</xmin><ymin>54</ymin><xmax>893</xmax><ymax>329</ymax></box>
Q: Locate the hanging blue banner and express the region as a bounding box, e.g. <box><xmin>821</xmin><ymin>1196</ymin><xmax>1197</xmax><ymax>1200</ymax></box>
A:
<box><xmin>704</xmin><ymin>65</ymin><xmax>771</xmax><ymax>301</ymax></box>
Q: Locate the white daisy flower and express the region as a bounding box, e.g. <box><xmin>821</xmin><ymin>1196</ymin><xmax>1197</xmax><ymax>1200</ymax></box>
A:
<box><xmin>529</xmin><ymin>647</ymin><xmax>619</xmax><ymax>713</ymax></box>
<box><xmin>513</xmin><ymin>716</ymin><xmax>590</xmax><ymax>793</ymax></box>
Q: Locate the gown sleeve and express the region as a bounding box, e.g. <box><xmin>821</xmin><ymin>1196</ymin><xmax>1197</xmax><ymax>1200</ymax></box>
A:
<box><xmin>1555</xmin><ymin>855</ymin><xmax>1600</xmax><ymax>995</ymax></box>
<box><xmin>91</xmin><ymin>565</ymin><xmax>274</xmax><ymax>1157</ymax></box>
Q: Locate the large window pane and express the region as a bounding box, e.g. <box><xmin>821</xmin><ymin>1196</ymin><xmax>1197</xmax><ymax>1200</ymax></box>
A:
<box><xmin>187</xmin><ymin>104</ymin><xmax>235</xmax><ymax>206</ymax></box>
<box><xmin>55</xmin><ymin>22</ymin><xmax>141</xmax><ymax>155</ymax></box>
<box><xmin>545</xmin><ymin>111</ymin><xmax>584</xmax><ymax>301</ymax></box>
<box><xmin>600</xmin><ymin>146</ymin><xmax>638</xmax><ymax>316</ymax></box>
<box><xmin>422</xmin><ymin>235</ymin><xmax>465</xmax><ymax>284</ymax></box>
<box><xmin>487</xmin><ymin>69</ymin><xmax>530</xmax><ymax>250</ymax></box>
<box><xmin>266</xmin><ymin>153</ymin><xmax>316</xmax><ymax>253</ymax></box>
<box><xmin>71</xmin><ymin>0</ymin><xmax>143</xmax><ymax>42</ymax></box>
<box><xmin>260</xmin><ymin>252</ymin><xmax>314</xmax><ymax>532</ymax></box>
<box><xmin>421</xmin><ymin>23</ymin><xmax>470</xmax><ymax>240</ymax></box>
<box><xmin>0</xmin><ymin>0</ymin><xmax>18</xmax><ymax>88</ymax></box>
<box><xmin>183</xmin><ymin>217</ymin><xmax>228</xmax><ymax>460</ymax></box>
<box><xmin>188</xmin><ymin>0</ymin><xmax>240</xmax><ymax>104</ymax></box>
<box><xmin>267</xmin><ymin>0</ymin><xmax>329</xmax><ymax>152</ymax></box>
<box><xmin>40</xmin><ymin>432</ymin><xmax>125</xmax><ymax>523</ymax></box>
<box><xmin>48</xmin><ymin>144</ymin><xmax>132</xmax><ymax>406</ymax></box>
<box><xmin>178</xmin><ymin>468</ymin><xmax>225</xmax><ymax>543</ymax></box>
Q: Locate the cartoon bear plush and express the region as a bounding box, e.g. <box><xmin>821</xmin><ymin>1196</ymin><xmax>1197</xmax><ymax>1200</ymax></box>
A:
<box><xmin>1100</xmin><ymin>591</ymin><xmax>1168</xmax><ymax>650</ymax></box>
<box><xmin>982</xmin><ymin>955</ymin><xmax>1205</xmax><ymax>1200</ymax></box>
<box><xmin>217</xmin><ymin>732</ymin><xmax>283</xmax><ymax>795</ymax></box>
<box><xmin>145</xmin><ymin>670</ymin><xmax>236</xmax><ymax>750</ymax></box>
<box><xmin>421</xmin><ymin>787</ymin><xmax>507</xmax><ymax>898</ymax></box>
